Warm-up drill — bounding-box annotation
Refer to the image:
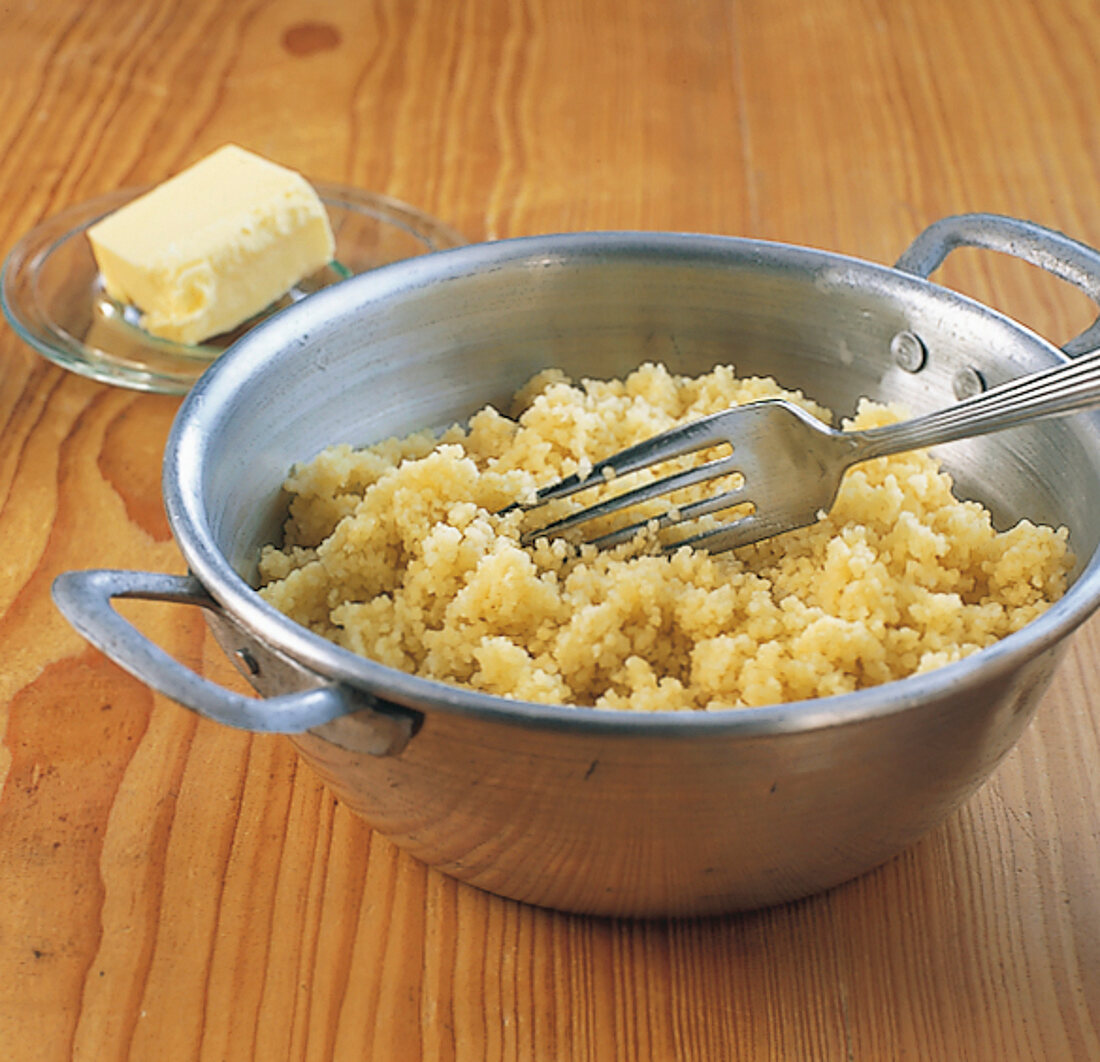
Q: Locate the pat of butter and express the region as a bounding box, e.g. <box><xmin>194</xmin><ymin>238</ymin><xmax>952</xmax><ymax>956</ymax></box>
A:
<box><xmin>87</xmin><ymin>144</ymin><xmax>335</xmax><ymax>346</ymax></box>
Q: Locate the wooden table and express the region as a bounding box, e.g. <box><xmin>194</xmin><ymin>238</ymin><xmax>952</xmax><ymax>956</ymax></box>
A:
<box><xmin>3</xmin><ymin>1</ymin><xmax>1099</xmax><ymax>1058</ymax></box>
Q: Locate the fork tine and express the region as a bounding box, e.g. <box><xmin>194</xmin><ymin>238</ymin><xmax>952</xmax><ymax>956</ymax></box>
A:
<box><xmin>588</xmin><ymin>485</ymin><xmax>750</xmax><ymax>550</ymax></box>
<box><xmin>664</xmin><ymin>508</ymin><xmax>819</xmax><ymax>555</ymax></box>
<box><xmin>659</xmin><ymin>514</ymin><xmax>763</xmax><ymax>555</ymax></box>
<box><xmin>521</xmin><ymin>408</ymin><xmax>735</xmax><ymax>509</ymax></box>
<box><xmin>520</xmin><ymin>454</ymin><xmax>739</xmax><ymax>546</ymax></box>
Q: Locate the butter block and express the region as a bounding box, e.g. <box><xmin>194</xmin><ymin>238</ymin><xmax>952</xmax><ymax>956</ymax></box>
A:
<box><xmin>87</xmin><ymin>144</ymin><xmax>335</xmax><ymax>345</ymax></box>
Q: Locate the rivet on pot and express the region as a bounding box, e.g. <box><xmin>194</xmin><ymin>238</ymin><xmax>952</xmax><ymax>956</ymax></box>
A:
<box><xmin>890</xmin><ymin>330</ymin><xmax>927</xmax><ymax>372</ymax></box>
<box><xmin>234</xmin><ymin>648</ymin><xmax>261</xmax><ymax>676</ymax></box>
<box><xmin>953</xmin><ymin>367</ymin><xmax>987</xmax><ymax>400</ymax></box>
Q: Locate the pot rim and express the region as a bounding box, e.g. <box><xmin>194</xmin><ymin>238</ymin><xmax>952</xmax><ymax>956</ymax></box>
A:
<box><xmin>165</xmin><ymin>230</ymin><xmax>1100</xmax><ymax>738</ymax></box>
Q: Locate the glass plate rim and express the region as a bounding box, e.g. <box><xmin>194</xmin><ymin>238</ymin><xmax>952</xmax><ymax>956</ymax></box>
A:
<box><xmin>1</xmin><ymin>181</ymin><xmax>466</xmax><ymax>395</ymax></box>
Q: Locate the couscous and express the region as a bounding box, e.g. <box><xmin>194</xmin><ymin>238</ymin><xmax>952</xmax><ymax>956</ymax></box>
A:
<box><xmin>258</xmin><ymin>363</ymin><xmax>1072</xmax><ymax>710</ymax></box>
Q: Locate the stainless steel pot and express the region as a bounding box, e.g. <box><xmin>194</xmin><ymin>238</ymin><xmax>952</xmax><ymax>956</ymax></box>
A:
<box><xmin>54</xmin><ymin>215</ymin><xmax>1100</xmax><ymax>917</ymax></box>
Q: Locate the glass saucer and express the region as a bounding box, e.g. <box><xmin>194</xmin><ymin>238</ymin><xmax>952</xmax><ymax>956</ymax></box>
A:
<box><xmin>1</xmin><ymin>183</ymin><xmax>465</xmax><ymax>394</ymax></box>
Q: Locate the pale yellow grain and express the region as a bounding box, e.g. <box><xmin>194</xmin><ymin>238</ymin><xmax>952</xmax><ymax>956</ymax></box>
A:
<box><xmin>258</xmin><ymin>364</ymin><xmax>1073</xmax><ymax>710</ymax></box>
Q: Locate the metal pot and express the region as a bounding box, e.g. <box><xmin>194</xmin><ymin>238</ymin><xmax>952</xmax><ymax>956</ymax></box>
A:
<box><xmin>54</xmin><ymin>215</ymin><xmax>1100</xmax><ymax>917</ymax></box>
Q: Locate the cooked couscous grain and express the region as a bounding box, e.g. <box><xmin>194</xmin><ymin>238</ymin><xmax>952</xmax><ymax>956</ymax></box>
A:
<box><xmin>258</xmin><ymin>363</ymin><xmax>1072</xmax><ymax>710</ymax></box>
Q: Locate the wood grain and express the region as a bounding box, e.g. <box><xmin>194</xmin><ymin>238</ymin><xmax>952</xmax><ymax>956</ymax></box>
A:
<box><xmin>2</xmin><ymin>0</ymin><xmax>1100</xmax><ymax>1058</ymax></box>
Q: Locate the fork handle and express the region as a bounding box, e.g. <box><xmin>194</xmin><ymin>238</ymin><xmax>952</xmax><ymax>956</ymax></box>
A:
<box><xmin>852</xmin><ymin>347</ymin><xmax>1100</xmax><ymax>462</ymax></box>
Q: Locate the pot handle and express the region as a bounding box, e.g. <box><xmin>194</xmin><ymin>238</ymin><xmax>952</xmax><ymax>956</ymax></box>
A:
<box><xmin>51</xmin><ymin>568</ymin><xmax>415</xmax><ymax>752</ymax></box>
<box><xmin>895</xmin><ymin>213</ymin><xmax>1100</xmax><ymax>356</ymax></box>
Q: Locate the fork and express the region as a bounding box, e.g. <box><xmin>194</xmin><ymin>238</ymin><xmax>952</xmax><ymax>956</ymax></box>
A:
<box><xmin>515</xmin><ymin>349</ymin><xmax>1100</xmax><ymax>555</ymax></box>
